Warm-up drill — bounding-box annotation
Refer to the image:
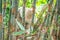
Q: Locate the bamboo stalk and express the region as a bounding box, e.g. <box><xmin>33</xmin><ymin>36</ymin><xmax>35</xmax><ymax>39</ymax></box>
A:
<box><xmin>23</xmin><ymin>0</ymin><xmax>26</xmax><ymax>40</ymax></box>
<box><xmin>2</xmin><ymin>0</ymin><xmax>6</xmax><ymax>40</ymax></box>
<box><xmin>31</xmin><ymin>0</ymin><xmax>36</xmax><ymax>40</ymax></box>
<box><xmin>0</xmin><ymin>0</ymin><xmax>2</xmax><ymax>13</ymax></box>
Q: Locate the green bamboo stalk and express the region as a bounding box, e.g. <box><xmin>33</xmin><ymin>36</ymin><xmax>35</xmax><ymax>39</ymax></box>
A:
<box><xmin>31</xmin><ymin>0</ymin><xmax>36</xmax><ymax>40</ymax></box>
<box><xmin>45</xmin><ymin>0</ymin><xmax>53</xmax><ymax>27</ymax></box>
<box><xmin>31</xmin><ymin>0</ymin><xmax>36</xmax><ymax>32</ymax></box>
<box><xmin>6</xmin><ymin>3</ymin><xmax>11</xmax><ymax>40</ymax></box>
<box><xmin>2</xmin><ymin>1</ymin><xmax>11</xmax><ymax>40</ymax></box>
<box><xmin>15</xmin><ymin>0</ymin><xmax>18</xmax><ymax>18</ymax></box>
<box><xmin>32</xmin><ymin>0</ymin><xmax>36</xmax><ymax>24</ymax></box>
<box><xmin>7</xmin><ymin>0</ymin><xmax>12</xmax><ymax>40</ymax></box>
<box><xmin>9</xmin><ymin>0</ymin><xmax>14</xmax><ymax>40</ymax></box>
<box><xmin>56</xmin><ymin>0</ymin><xmax>60</xmax><ymax>40</ymax></box>
<box><xmin>2</xmin><ymin>0</ymin><xmax>7</xmax><ymax>40</ymax></box>
<box><xmin>0</xmin><ymin>0</ymin><xmax>2</xmax><ymax>40</ymax></box>
<box><xmin>0</xmin><ymin>0</ymin><xmax>2</xmax><ymax>14</ymax></box>
<box><xmin>22</xmin><ymin>0</ymin><xmax>26</xmax><ymax>26</ymax></box>
<box><xmin>23</xmin><ymin>0</ymin><xmax>26</xmax><ymax>40</ymax></box>
<box><xmin>13</xmin><ymin>0</ymin><xmax>19</xmax><ymax>40</ymax></box>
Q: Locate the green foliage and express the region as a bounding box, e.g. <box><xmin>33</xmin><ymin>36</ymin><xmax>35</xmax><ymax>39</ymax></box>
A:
<box><xmin>18</xmin><ymin>0</ymin><xmax>23</xmax><ymax>7</ymax></box>
<box><xmin>16</xmin><ymin>19</ymin><xmax>25</xmax><ymax>31</ymax></box>
<box><xmin>0</xmin><ymin>0</ymin><xmax>2</xmax><ymax>13</ymax></box>
<box><xmin>36</xmin><ymin>0</ymin><xmax>47</xmax><ymax>6</ymax></box>
<box><xmin>13</xmin><ymin>31</ymin><xmax>25</xmax><ymax>36</ymax></box>
<box><xmin>18</xmin><ymin>0</ymin><xmax>47</xmax><ymax>8</ymax></box>
<box><xmin>3</xmin><ymin>3</ymin><xmax>11</xmax><ymax>28</ymax></box>
<box><xmin>2</xmin><ymin>0</ymin><xmax>58</xmax><ymax>40</ymax></box>
<box><xmin>53</xmin><ymin>0</ymin><xmax>56</xmax><ymax>6</ymax></box>
<box><xmin>18</xmin><ymin>0</ymin><xmax>32</xmax><ymax>8</ymax></box>
<box><xmin>58</xmin><ymin>15</ymin><xmax>60</xmax><ymax>24</ymax></box>
<box><xmin>26</xmin><ymin>0</ymin><xmax>32</xmax><ymax>8</ymax></box>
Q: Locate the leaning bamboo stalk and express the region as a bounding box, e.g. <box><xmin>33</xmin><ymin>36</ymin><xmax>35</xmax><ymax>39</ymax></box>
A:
<box><xmin>31</xmin><ymin>0</ymin><xmax>54</xmax><ymax>39</ymax></box>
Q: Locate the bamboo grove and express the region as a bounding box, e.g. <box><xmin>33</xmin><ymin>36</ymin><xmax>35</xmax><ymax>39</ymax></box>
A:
<box><xmin>0</xmin><ymin>0</ymin><xmax>60</xmax><ymax>40</ymax></box>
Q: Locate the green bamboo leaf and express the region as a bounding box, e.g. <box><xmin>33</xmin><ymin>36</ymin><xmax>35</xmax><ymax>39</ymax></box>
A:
<box><xmin>58</xmin><ymin>15</ymin><xmax>60</xmax><ymax>24</ymax></box>
<box><xmin>16</xmin><ymin>19</ymin><xmax>25</xmax><ymax>31</ymax></box>
<box><xmin>13</xmin><ymin>31</ymin><xmax>25</xmax><ymax>36</ymax></box>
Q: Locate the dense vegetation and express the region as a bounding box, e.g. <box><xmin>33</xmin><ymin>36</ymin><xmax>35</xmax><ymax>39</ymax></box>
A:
<box><xmin>0</xmin><ymin>0</ymin><xmax>60</xmax><ymax>40</ymax></box>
